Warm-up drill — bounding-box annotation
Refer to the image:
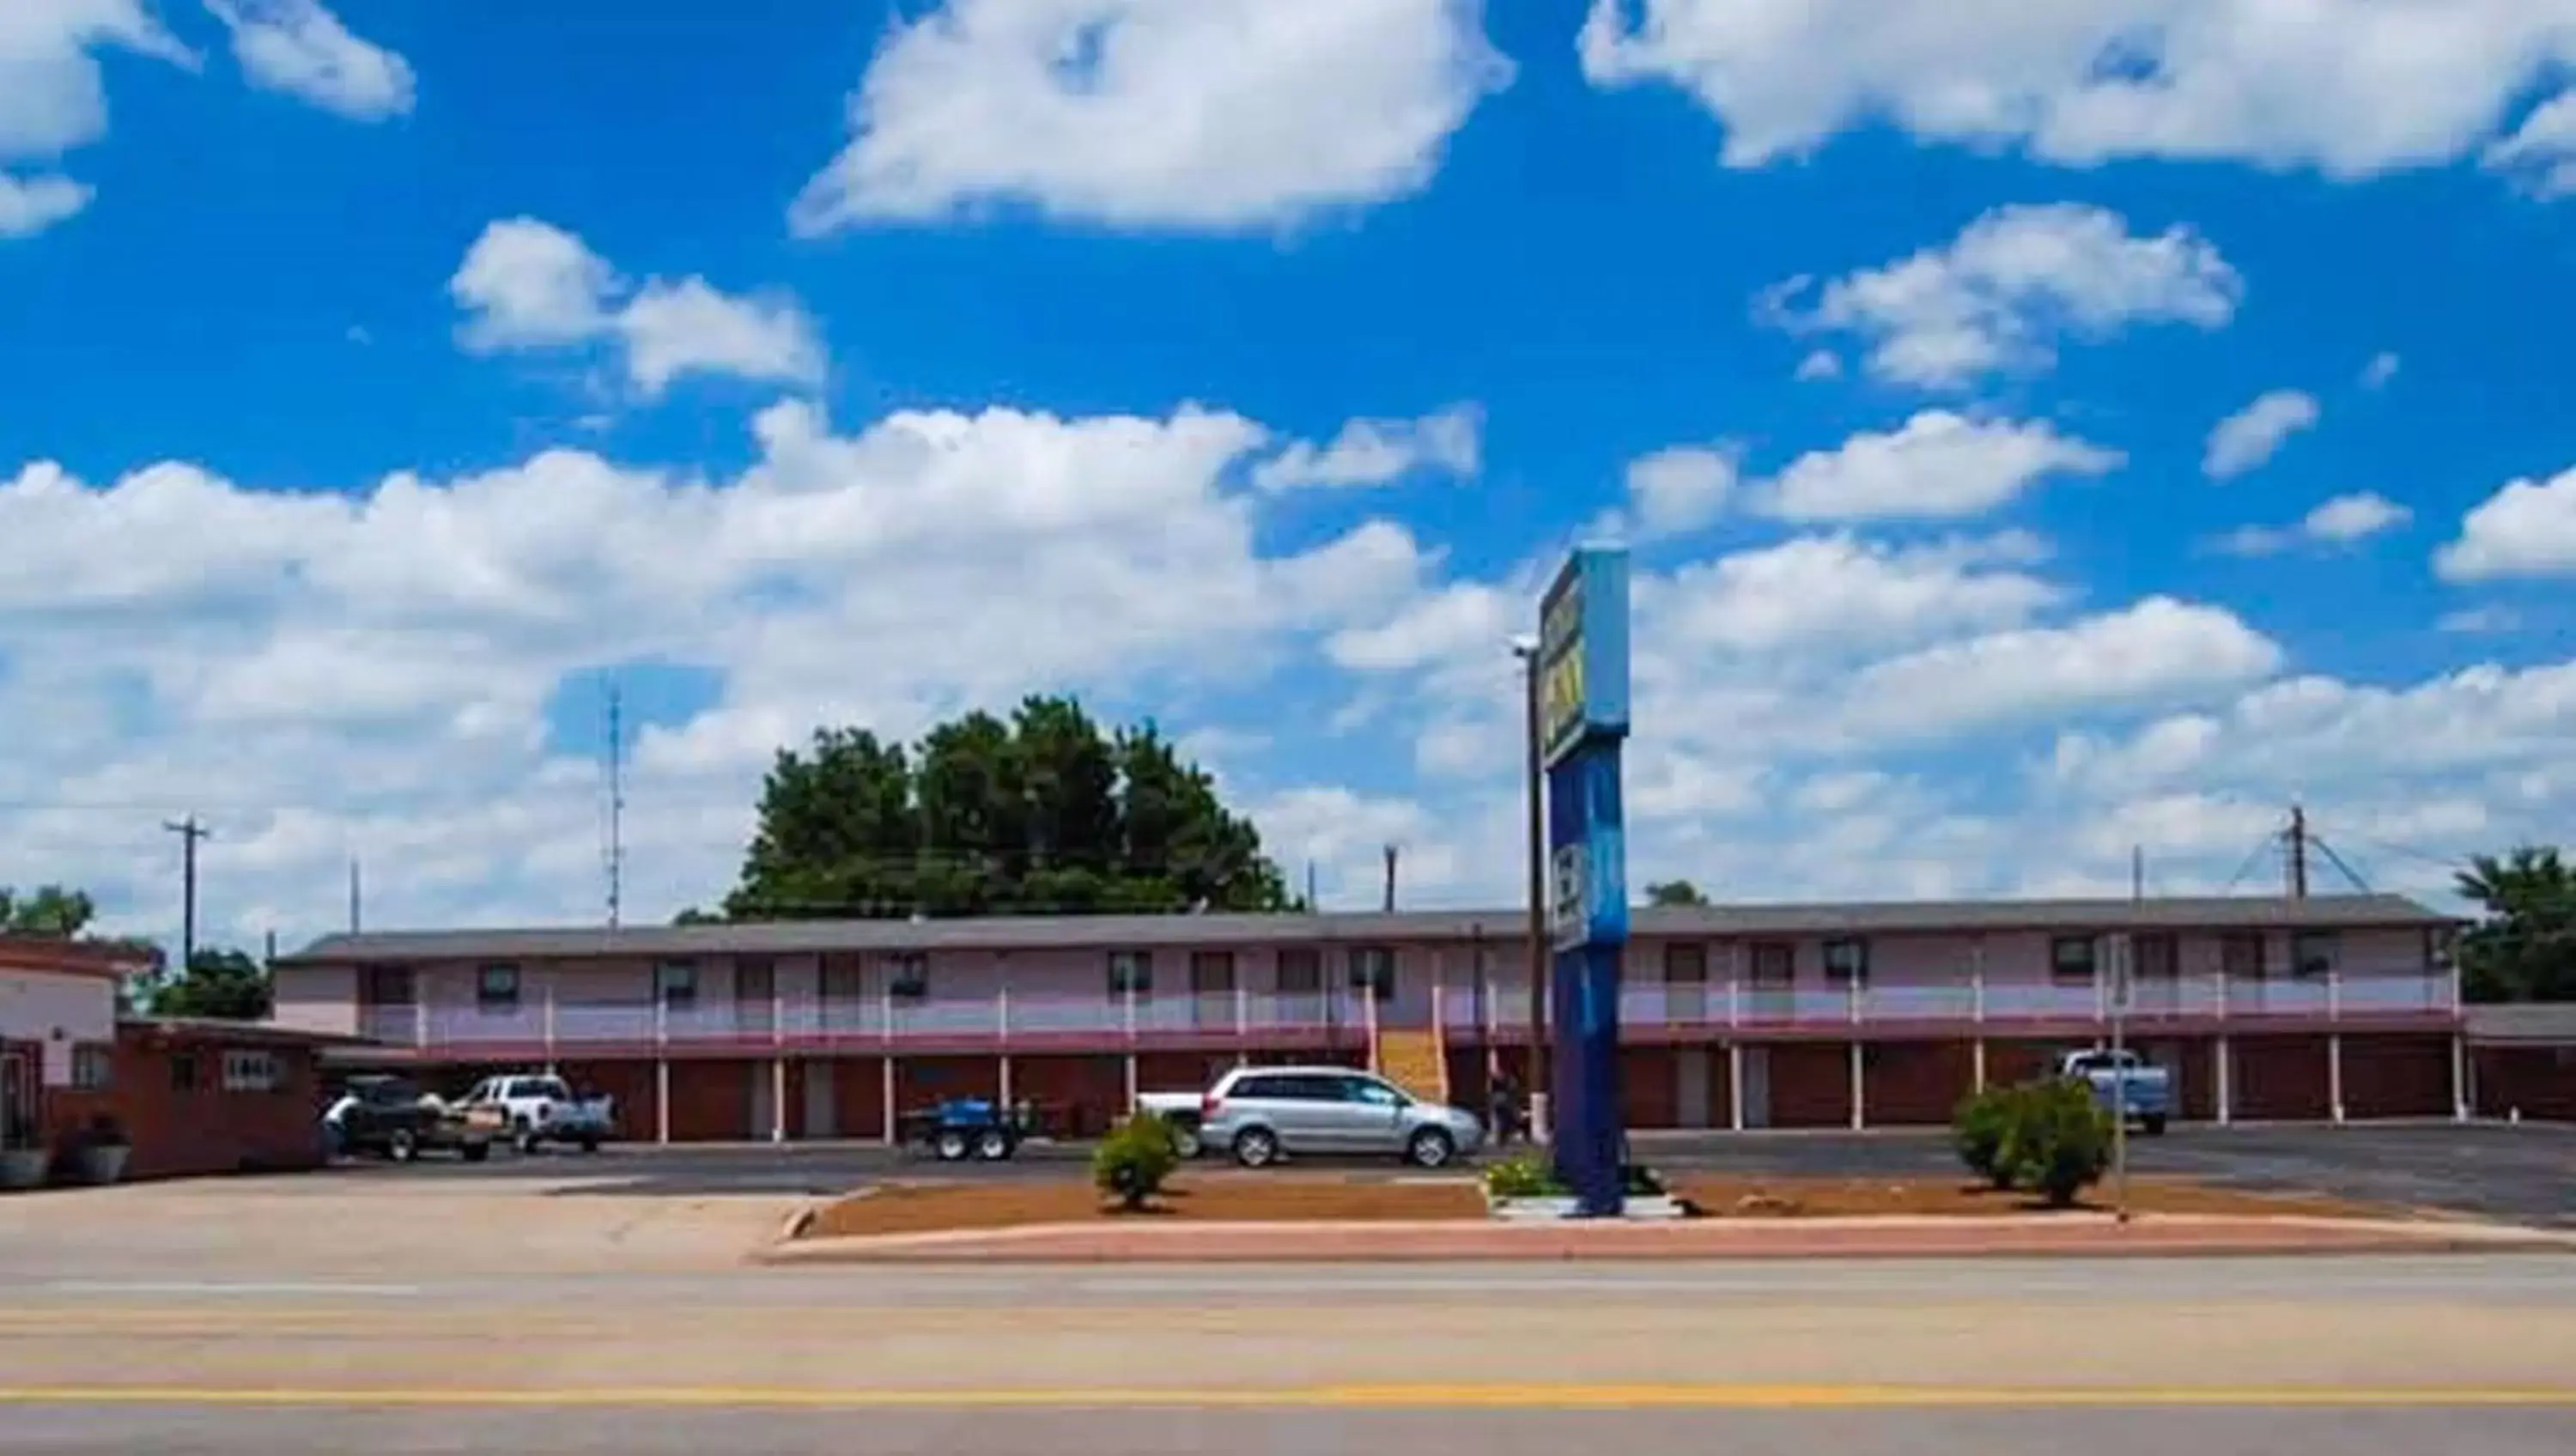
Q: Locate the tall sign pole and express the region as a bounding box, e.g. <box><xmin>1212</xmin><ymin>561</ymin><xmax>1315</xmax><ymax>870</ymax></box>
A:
<box><xmin>1535</xmin><ymin>547</ymin><xmax>1632</xmax><ymax>1217</ymax></box>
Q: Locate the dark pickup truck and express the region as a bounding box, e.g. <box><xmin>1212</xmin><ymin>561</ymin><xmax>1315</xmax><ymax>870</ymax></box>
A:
<box><xmin>326</xmin><ymin>1074</ymin><xmax>494</xmax><ymax>1162</ymax></box>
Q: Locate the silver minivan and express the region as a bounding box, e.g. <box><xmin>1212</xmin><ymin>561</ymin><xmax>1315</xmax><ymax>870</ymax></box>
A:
<box><xmin>1196</xmin><ymin>1065</ymin><xmax>1485</xmax><ymax>1168</ymax></box>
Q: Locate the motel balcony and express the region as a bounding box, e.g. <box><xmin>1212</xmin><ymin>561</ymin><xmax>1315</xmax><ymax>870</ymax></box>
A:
<box><xmin>349</xmin><ymin>961</ymin><xmax>2459</xmax><ymax>1060</ymax></box>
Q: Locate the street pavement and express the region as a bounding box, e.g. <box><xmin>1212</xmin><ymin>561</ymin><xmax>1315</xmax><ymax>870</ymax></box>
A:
<box><xmin>358</xmin><ymin>1119</ymin><xmax>2576</xmax><ymax>1226</ymax></box>
<box><xmin>6</xmin><ymin>1127</ymin><xmax>2572</xmax><ymax>1453</ymax></box>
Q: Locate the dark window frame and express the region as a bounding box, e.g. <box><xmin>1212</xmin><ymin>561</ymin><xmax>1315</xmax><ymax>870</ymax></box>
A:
<box><xmin>2292</xmin><ymin>930</ymin><xmax>2337</xmax><ymax>980</ymax></box>
<box><xmin>171</xmin><ymin>1052</ymin><xmax>201</xmax><ymax>1094</ymax></box>
<box><xmin>1662</xmin><ymin>942</ymin><xmax>1709</xmax><ymax>984</ymax></box>
<box><xmin>886</xmin><ymin>952</ymin><xmax>930</xmax><ymax>1003</ymax></box>
<box><xmin>1348</xmin><ymin>945</ymin><xmax>1397</xmax><ymax>1003</ymax></box>
<box><xmin>1108</xmin><ymin>949</ymin><xmax>1154</xmax><ymax>998</ymax></box>
<box><xmin>1188</xmin><ymin>949</ymin><xmax>1236</xmax><ymax>995</ymax></box>
<box><xmin>2050</xmin><ymin>935</ymin><xmax>2099</xmax><ymax>985</ymax></box>
<box><xmin>1821</xmin><ymin>937</ymin><xmax>1869</xmax><ymax>986</ymax></box>
<box><xmin>475</xmin><ymin>962</ymin><xmax>521</xmax><ymax>1011</ymax></box>
<box><xmin>653</xmin><ymin>959</ymin><xmax>700</xmax><ymax>1010</ymax></box>
<box><xmin>70</xmin><ymin>1042</ymin><xmax>113</xmax><ymax>1091</ymax></box>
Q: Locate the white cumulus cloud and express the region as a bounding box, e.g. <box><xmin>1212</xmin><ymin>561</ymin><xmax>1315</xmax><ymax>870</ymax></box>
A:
<box><xmin>1580</xmin><ymin>0</ymin><xmax>2576</xmax><ymax>185</ymax></box>
<box><xmin>2210</xmin><ymin>492</ymin><xmax>2410</xmax><ymax>556</ymax></box>
<box><xmin>1761</xmin><ymin>203</ymin><xmax>2241</xmax><ymax>388</ymax></box>
<box><xmin>203</xmin><ymin>0</ymin><xmax>414</xmax><ymax>120</ymax></box>
<box><xmin>2437</xmin><ymin>465</ymin><xmax>2576</xmax><ymax>582</ymax></box>
<box><xmin>2203</xmin><ymin>389</ymin><xmax>2320</xmax><ymax>480</ymax></box>
<box><xmin>451</xmin><ymin>218</ymin><xmax>825</xmax><ymax>398</ymax></box>
<box><xmin>1758</xmin><ymin>411</ymin><xmax>2123</xmax><ymax>523</ymax></box>
<box><xmin>791</xmin><ymin>0</ymin><xmax>1514</xmax><ymax>234</ymax></box>
<box><xmin>1253</xmin><ymin>403</ymin><xmax>1482</xmax><ymax>492</ymax></box>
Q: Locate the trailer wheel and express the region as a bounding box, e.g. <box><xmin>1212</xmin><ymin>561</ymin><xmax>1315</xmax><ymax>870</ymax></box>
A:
<box><xmin>973</xmin><ymin>1127</ymin><xmax>1012</xmax><ymax>1162</ymax></box>
<box><xmin>934</xmin><ymin>1128</ymin><xmax>970</xmax><ymax>1162</ymax></box>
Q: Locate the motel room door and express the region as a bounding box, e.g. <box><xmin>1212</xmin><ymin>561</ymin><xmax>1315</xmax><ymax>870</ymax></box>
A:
<box><xmin>1737</xmin><ymin>1046</ymin><xmax>1772</xmax><ymax>1130</ymax></box>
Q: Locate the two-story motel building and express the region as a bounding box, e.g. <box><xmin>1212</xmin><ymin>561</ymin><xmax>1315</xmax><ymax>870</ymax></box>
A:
<box><xmin>269</xmin><ymin>893</ymin><xmax>2467</xmax><ymax>1144</ymax></box>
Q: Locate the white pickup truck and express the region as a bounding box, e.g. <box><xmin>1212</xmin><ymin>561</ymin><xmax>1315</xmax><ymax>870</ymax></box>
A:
<box><xmin>2059</xmin><ymin>1048</ymin><xmax>2172</xmax><ymax>1136</ymax></box>
<box><xmin>1134</xmin><ymin>1089</ymin><xmax>1208</xmax><ymax>1158</ymax></box>
<box><xmin>459</xmin><ymin>1073</ymin><xmax>615</xmax><ymax>1154</ymax></box>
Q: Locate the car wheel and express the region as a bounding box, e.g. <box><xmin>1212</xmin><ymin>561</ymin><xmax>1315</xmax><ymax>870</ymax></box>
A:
<box><xmin>934</xmin><ymin>1129</ymin><xmax>971</xmax><ymax>1162</ymax></box>
<box><xmin>1406</xmin><ymin>1127</ymin><xmax>1455</xmax><ymax>1169</ymax></box>
<box><xmin>387</xmin><ymin>1129</ymin><xmax>418</xmax><ymax>1163</ymax></box>
<box><xmin>460</xmin><ymin>1141</ymin><xmax>490</xmax><ymax>1164</ymax></box>
<box><xmin>1232</xmin><ymin>1126</ymin><xmax>1280</xmax><ymax>1168</ymax></box>
<box><xmin>974</xmin><ymin>1127</ymin><xmax>1013</xmax><ymax>1161</ymax></box>
<box><xmin>1169</xmin><ymin>1121</ymin><xmax>1202</xmax><ymax>1159</ymax></box>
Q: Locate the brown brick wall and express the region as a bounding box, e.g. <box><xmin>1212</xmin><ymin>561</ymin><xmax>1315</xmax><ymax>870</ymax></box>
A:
<box><xmin>663</xmin><ymin>1059</ymin><xmax>756</xmax><ymax>1142</ymax></box>
<box><xmin>42</xmin><ymin>1031</ymin><xmax>328</xmax><ymax>1180</ymax></box>
<box><xmin>1619</xmin><ymin>1047</ymin><xmax>1678</xmax><ymax>1129</ymax></box>
<box><xmin>2233</xmin><ymin>1034</ymin><xmax>2331</xmax><ymax>1120</ymax></box>
<box><xmin>2341</xmin><ymin>1034</ymin><xmax>2454</xmax><ymax>1118</ymax></box>
<box><xmin>1765</xmin><ymin>1043</ymin><xmax>1852</xmax><ymax>1128</ymax></box>
<box><xmin>1865</xmin><ymin>1040</ymin><xmax>1972</xmax><ymax>1125</ymax></box>
<box><xmin>2474</xmin><ymin>1045</ymin><xmax>2576</xmax><ymax>1121</ymax></box>
<box><xmin>1011</xmin><ymin>1053</ymin><xmax>1127</xmax><ymax>1138</ymax></box>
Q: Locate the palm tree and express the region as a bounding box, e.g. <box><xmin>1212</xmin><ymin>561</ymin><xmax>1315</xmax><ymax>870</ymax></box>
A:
<box><xmin>2455</xmin><ymin>847</ymin><xmax>2576</xmax><ymax>1002</ymax></box>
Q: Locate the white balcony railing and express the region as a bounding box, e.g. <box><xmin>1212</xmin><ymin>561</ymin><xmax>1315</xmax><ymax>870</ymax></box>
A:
<box><xmin>361</xmin><ymin>970</ymin><xmax>2457</xmax><ymax>1053</ymax></box>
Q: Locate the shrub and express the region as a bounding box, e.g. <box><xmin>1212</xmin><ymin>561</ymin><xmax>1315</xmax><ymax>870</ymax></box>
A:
<box><xmin>1952</xmin><ymin>1085</ymin><xmax>2021</xmax><ymax>1189</ymax></box>
<box><xmin>1092</xmin><ymin>1112</ymin><xmax>1181</xmax><ymax>1212</ymax></box>
<box><xmin>2002</xmin><ymin>1078</ymin><xmax>2112</xmax><ymax>1208</ymax></box>
<box><xmin>1481</xmin><ymin>1152</ymin><xmax>1564</xmax><ymax>1200</ymax></box>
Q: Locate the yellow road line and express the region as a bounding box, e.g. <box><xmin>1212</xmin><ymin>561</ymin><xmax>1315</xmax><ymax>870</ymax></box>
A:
<box><xmin>0</xmin><ymin>1385</ymin><xmax>2572</xmax><ymax>1410</ymax></box>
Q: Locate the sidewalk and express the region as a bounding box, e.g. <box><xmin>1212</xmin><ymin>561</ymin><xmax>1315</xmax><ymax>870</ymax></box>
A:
<box><xmin>756</xmin><ymin>1211</ymin><xmax>2576</xmax><ymax>1265</ymax></box>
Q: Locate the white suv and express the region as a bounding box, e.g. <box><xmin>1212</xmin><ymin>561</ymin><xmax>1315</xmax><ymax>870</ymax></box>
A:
<box><xmin>1195</xmin><ymin>1065</ymin><xmax>1484</xmax><ymax>1169</ymax></box>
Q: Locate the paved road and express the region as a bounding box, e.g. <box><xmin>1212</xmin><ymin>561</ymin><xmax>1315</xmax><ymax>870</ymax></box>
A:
<box><xmin>355</xmin><ymin>1121</ymin><xmax>2576</xmax><ymax>1226</ymax></box>
<box><xmin>5</xmin><ymin>1259</ymin><xmax>2576</xmax><ymax>1453</ymax></box>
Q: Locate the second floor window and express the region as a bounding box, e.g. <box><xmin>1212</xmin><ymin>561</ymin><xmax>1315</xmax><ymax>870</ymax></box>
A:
<box><xmin>886</xmin><ymin>953</ymin><xmax>929</xmax><ymax>1002</ymax></box>
<box><xmin>1188</xmin><ymin>950</ymin><xmax>1236</xmax><ymax>995</ymax></box>
<box><xmin>1108</xmin><ymin>949</ymin><xmax>1153</xmax><ymax>998</ymax></box>
<box><xmin>1349</xmin><ymin>945</ymin><xmax>1397</xmax><ymax>1002</ymax></box>
<box><xmin>654</xmin><ymin>960</ymin><xmax>699</xmax><ymax>1010</ymax></box>
<box><xmin>476</xmin><ymin>963</ymin><xmax>520</xmax><ymax>1011</ymax></box>
<box><xmin>1749</xmin><ymin>941</ymin><xmax>1794</xmax><ymax>986</ymax></box>
<box><xmin>1822</xmin><ymin>937</ymin><xmax>1869</xmax><ymax>986</ymax></box>
<box><xmin>2050</xmin><ymin>936</ymin><xmax>2099</xmax><ymax>984</ymax></box>
<box><xmin>1663</xmin><ymin>943</ymin><xmax>1708</xmax><ymax>984</ymax></box>
<box><xmin>1276</xmin><ymin>948</ymin><xmax>1322</xmax><ymax>996</ymax></box>
<box><xmin>2293</xmin><ymin>931</ymin><xmax>2337</xmax><ymax>980</ymax></box>
<box><xmin>2134</xmin><ymin>933</ymin><xmax>2179</xmax><ymax>980</ymax></box>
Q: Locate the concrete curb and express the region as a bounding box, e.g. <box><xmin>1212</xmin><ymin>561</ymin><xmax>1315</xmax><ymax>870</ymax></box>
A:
<box><xmin>750</xmin><ymin>1212</ymin><xmax>2576</xmax><ymax>1267</ymax></box>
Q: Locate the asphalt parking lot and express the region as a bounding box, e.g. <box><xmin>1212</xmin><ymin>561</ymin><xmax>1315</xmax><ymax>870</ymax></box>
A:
<box><xmin>338</xmin><ymin>1121</ymin><xmax>2576</xmax><ymax>1227</ymax></box>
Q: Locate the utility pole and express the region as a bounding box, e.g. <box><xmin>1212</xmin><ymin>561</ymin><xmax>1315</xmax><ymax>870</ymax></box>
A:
<box><xmin>605</xmin><ymin>682</ymin><xmax>627</xmax><ymax>930</ymax></box>
<box><xmin>1304</xmin><ymin>860</ymin><xmax>1318</xmax><ymax>913</ymax></box>
<box><xmin>348</xmin><ymin>858</ymin><xmax>363</xmax><ymax>934</ymax></box>
<box><xmin>162</xmin><ymin>816</ymin><xmax>210</xmax><ymax>976</ymax></box>
<box><xmin>1382</xmin><ymin>844</ymin><xmax>1398</xmax><ymax>913</ymax></box>
<box><xmin>2287</xmin><ymin>803</ymin><xmax>2310</xmax><ymax>900</ymax></box>
<box><xmin>1514</xmin><ymin>639</ymin><xmax>1550</xmax><ymax>1143</ymax></box>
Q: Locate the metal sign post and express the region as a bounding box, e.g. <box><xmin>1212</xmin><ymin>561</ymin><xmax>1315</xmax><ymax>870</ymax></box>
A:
<box><xmin>2110</xmin><ymin>931</ymin><xmax>2130</xmax><ymax>1225</ymax></box>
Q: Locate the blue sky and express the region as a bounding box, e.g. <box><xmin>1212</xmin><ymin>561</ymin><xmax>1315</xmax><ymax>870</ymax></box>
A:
<box><xmin>6</xmin><ymin>1</ymin><xmax>2576</xmax><ymax>949</ymax></box>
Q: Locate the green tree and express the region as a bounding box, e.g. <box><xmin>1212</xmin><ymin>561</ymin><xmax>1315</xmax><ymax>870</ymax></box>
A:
<box><xmin>2456</xmin><ymin>846</ymin><xmax>2576</xmax><ymax>1002</ymax></box>
<box><xmin>1644</xmin><ymin>880</ymin><xmax>1710</xmax><ymax>907</ymax></box>
<box><xmin>720</xmin><ymin>695</ymin><xmax>1291</xmax><ymax>920</ymax></box>
<box><xmin>149</xmin><ymin>948</ymin><xmax>272</xmax><ymax>1021</ymax></box>
<box><xmin>0</xmin><ymin>884</ymin><xmax>97</xmax><ymax>937</ymax></box>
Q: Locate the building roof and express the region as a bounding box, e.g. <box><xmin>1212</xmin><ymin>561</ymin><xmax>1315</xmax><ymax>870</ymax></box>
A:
<box><xmin>276</xmin><ymin>893</ymin><xmax>2455</xmax><ymax>966</ymax></box>
<box><xmin>2463</xmin><ymin>1002</ymin><xmax>2576</xmax><ymax>1046</ymax></box>
<box><xmin>0</xmin><ymin>936</ymin><xmax>161</xmax><ymax>979</ymax></box>
<box><xmin>118</xmin><ymin>1016</ymin><xmax>376</xmax><ymax>1049</ymax></box>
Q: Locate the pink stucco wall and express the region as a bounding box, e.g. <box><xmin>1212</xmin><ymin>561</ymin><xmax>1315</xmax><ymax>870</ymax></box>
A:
<box><xmin>0</xmin><ymin>968</ymin><xmax>116</xmax><ymax>1085</ymax></box>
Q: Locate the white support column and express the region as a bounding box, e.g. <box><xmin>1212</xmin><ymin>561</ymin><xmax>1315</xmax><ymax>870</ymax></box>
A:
<box><xmin>1122</xmin><ymin>1051</ymin><xmax>1139</xmax><ymax>1109</ymax></box>
<box><xmin>770</xmin><ymin>1057</ymin><xmax>787</xmax><ymax>1144</ymax></box>
<box><xmin>1726</xmin><ymin>941</ymin><xmax>1743</xmax><ymax>1029</ymax></box>
<box><xmin>1727</xmin><ymin>1041</ymin><xmax>1745</xmax><ymax>1132</ymax></box>
<box><xmin>1849</xmin><ymin>1040</ymin><xmax>1866</xmax><ymax>1131</ymax></box>
<box><xmin>1971</xmin><ymin>937</ymin><xmax>1986</xmax><ymax>1025</ymax></box>
<box><xmin>999</xmin><ymin>1054</ymin><xmax>1014</xmax><ymax>1108</ymax></box>
<box><xmin>2215</xmin><ymin>1034</ymin><xmax>2233</xmax><ymax>1126</ymax></box>
<box><xmin>653</xmin><ymin>994</ymin><xmax>670</xmax><ymax>1145</ymax></box>
<box><xmin>1972</xmin><ymin>1038</ymin><xmax>1988</xmax><ymax>1093</ymax></box>
<box><xmin>543</xmin><ymin>973</ymin><xmax>557</xmax><ymax>1075</ymax></box>
<box><xmin>2451</xmin><ymin>1032</ymin><xmax>2470</xmax><ymax>1123</ymax></box>
<box><xmin>2328</xmin><ymin>1032</ymin><xmax>2346</xmax><ymax>1125</ymax></box>
<box><xmin>880</xmin><ymin>1057</ymin><xmax>896</xmax><ymax>1146</ymax></box>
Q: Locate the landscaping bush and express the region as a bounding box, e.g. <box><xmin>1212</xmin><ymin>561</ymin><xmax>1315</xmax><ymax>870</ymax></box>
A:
<box><xmin>1091</xmin><ymin>1112</ymin><xmax>1182</xmax><ymax>1212</ymax></box>
<box><xmin>2002</xmin><ymin>1078</ymin><xmax>2113</xmax><ymax>1208</ymax></box>
<box><xmin>1952</xmin><ymin>1084</ymin><xmax>2022</xmax><ymax>1189</ymax></box>
<box><xmin>1480</xmin><ymin>1152</ymin><xmax>1564</xmax><ymax>1200</ymax></box>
